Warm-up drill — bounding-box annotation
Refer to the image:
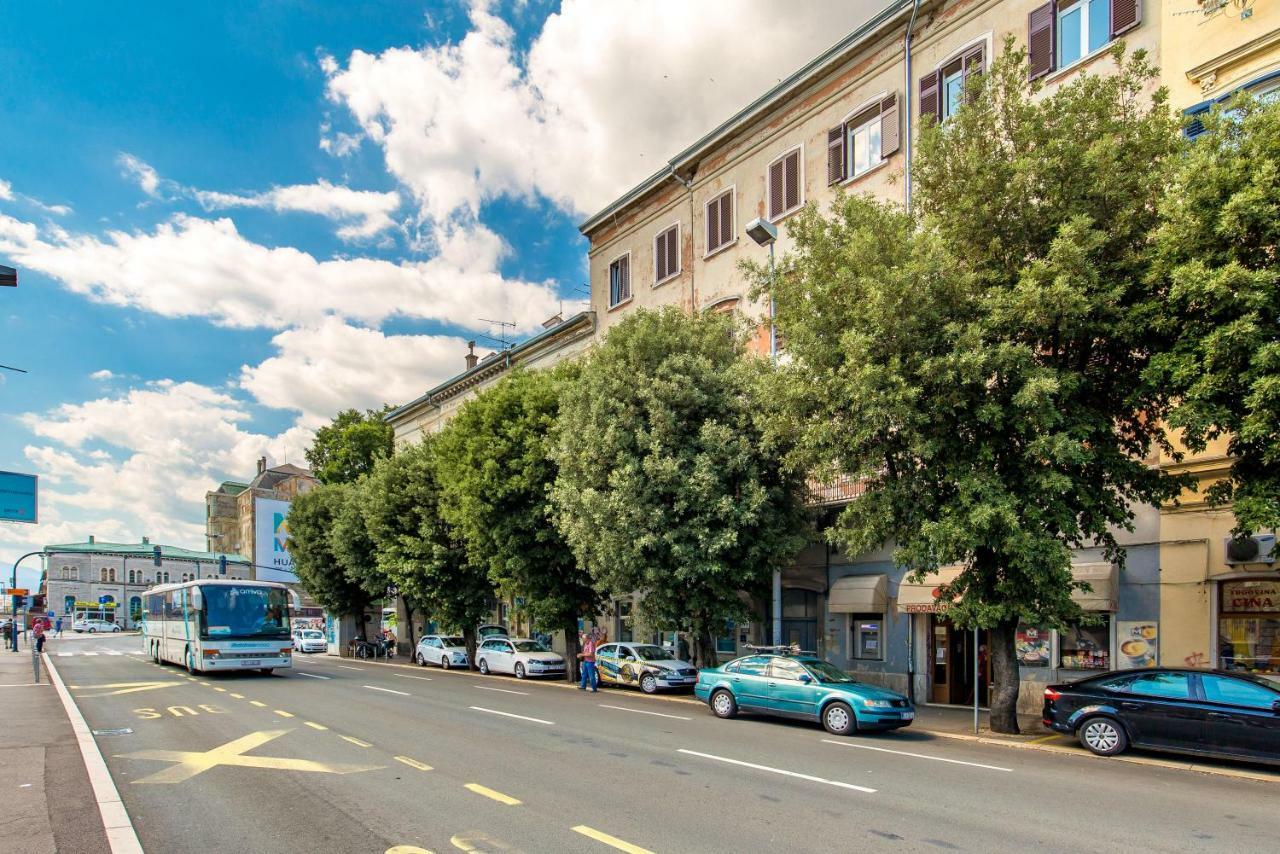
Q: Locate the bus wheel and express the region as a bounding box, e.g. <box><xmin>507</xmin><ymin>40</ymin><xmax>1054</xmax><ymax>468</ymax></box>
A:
<box><xmin>259</xmin><ymin>668</ymin><xmax>274</xmax><ymax>675</ymax></box>
<box><xmin>185</xmin><ymin>649</ymin><xmax>197</xmax><ymax>674</ymax></box>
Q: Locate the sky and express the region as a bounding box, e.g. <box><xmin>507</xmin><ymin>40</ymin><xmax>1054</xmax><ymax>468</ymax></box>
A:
<box><xmin>0</xmin><ymin>0</ymin><xmax>882</xmax><ymax>589</ymax></box>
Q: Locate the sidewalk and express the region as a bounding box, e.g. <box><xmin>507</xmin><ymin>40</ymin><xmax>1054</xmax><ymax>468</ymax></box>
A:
<box><xmin>911</xmin><ymin>703</ymin><xmax>1046</xmax><ymax>739</ymax></box>
<box><xmin>0</xmin><ymin>645</ymin><xmax>110</xmax><ymax>854</ymax></box>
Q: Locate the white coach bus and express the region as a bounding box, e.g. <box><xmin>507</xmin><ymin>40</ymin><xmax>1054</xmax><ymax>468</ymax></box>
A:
<box><xmin>141</xmin><ymin>579</ymin><xmax>299</xmax><ymax>674</ymax></box>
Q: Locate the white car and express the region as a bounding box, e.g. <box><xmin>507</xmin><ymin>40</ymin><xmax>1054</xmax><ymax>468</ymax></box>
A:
<box><xmin>415</xmin><ymin>634</ymin><xmax>468</xmax><ymax>669</ymax></box>
<box><xmin>293</xmin><ymin>629</ymin><xmax>327</xmax><ymax>653</ymax></box>
<box><xmin>74</xmin><ymin>619</ymin><xmax>120</xmax><ymax>633</ymax></box>
<box><xmin>476</xmin><ymin>637</ymin><xmax>566</xmax><ymax>679</ymax></box>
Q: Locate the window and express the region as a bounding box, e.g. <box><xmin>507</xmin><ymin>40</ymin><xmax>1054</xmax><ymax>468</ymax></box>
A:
<box><xmin>716</xmin><ymin>622</ymin><xmax>737</xmax><ymax>655</ymax></box>
<box><xmin>597</xmin><ymin>644</ymin><xmax>617</xmax><ymax>661</ymax></box>
<box><xmin>100</xmin><ymin>568</ymin><xmax>108</xmax><ymax>582</ymax></box>
<box><xmin>1029</xmin><ymin>1</ymin><xmax>1141</xmax><ymax>80</ymax></box>
<box><xmin>653</xmin><ymin>223</ymin><xmax>680</xmax><ymax>285</ymax></box>
<box><xmin>850</xmin><ymin>614</ymin><xmax>884</xmax><ymax>661</ymax></box>
<box><xmin>127</xmin><ymin>570</ymin><xmax>135</xmax><ymax>584</ymax></box>
<box><xmin>826</xmin><ymin>96</ymin><xmax>899</xmax><ymax>186</ymax></box>
<box><xmin>616</xmin><ymin>600</ymin><xmax>634</xmax><ymax>642</ymax></box>
<box><xmin>608</xmin><ymin>253</ymin><xmax>631</xmax><ymax>308</ymax></box>
<box><xmin>1059</xmin><ymin>615</ymin><xmax>1111</xmax><ymax>669</ymax></box>
<box><xmin>768</xmin><ymin>658</ymin><xmax>809</xmax><ymax>681</ymax></box>
<box><xmin>61</xmin><ymin>566</ymin><xmax>76</xmax><ymax>580</ymax></box>
<box><xmin>734</xmin><ymin>655</ymin><xmax>771</xmax><ymax>676</ymax></box>
<box><xmin>1125</xmin><ymin>672</ymin><xmax>1191</xmax><ymax>700</ymax></box>
<box><xmin>108</xmin><ymin>568</ymin><xmax>116</xmax><ymax>583</ymax></box>
<box><xmin>920</xmin><ymin>45</ymin><xmax>985</xmax><ymax>122</ymax></box>
<box><xmin>705</xmin><ymin>188</ymin><xmax>734</xmax><ymax>255</ymax></box>
<box><xmin>766</xmin><ymin>147</ymin><xmax>802</xmax><ymax>221</ymax></box>
<box><xmin>1200</xmin><ymin>674</ymin><xmax>1279</xmax><ymax>710</ymax></box>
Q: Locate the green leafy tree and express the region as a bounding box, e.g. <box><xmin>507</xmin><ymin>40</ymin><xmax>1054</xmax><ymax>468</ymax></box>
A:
<box><xmin>435</xmin><ymin>366</ymin><xmax>597</xmax><ymax>679</ymax></box>
<box><xmin>749</xmin><ymin>42</ymin><xmax>1183</xmax><ymax>732</ymax></box>
<box><xmin>552</xmin><ymin>307</ymin><xmax>808</xmax><ymax>667</ymax></box>
<box><xmin>288</xmin><ymin>484</ymin><xmax>372</xmax><ymax>629</ymax></box>
<box><xmin>305</xmin><ymin>407</ymin><xmax>395</xmax><ymax>485</ymax></box>
<box><xmin>329</xmin><ymin>479</ymin><xmax>402</xmax><ymax>645</ymax></box>
<box><xmin>365</xmin><ymin>436</ymin><xmax>492</xmax><ymax>666</ymax></box>
<box><xmin>1148</xmin><ymin>94</ymin><xmax>1280</xmax><ymax>532</ymax></box>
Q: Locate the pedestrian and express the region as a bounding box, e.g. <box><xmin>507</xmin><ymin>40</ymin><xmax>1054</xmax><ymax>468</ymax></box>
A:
<box><xmin>54</xmin><ymin>616</ymin><xmax>63</xmax><ymax>637</ymax></box>
<box><xmin>578</xmin><ymin>628</ymin><xmax>599</xmax><ymax>692</ymax></box>
<box><xmin>32</xmin><ymin>617</ymin><xmax>47</xmax><ymax>654</ymax></box>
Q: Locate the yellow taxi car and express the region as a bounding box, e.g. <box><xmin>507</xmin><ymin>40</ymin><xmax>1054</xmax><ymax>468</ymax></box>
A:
<box><xmin>596</xmin><ymin>642</ymin><xmax>698</xmax><ymax>693</ymax></box>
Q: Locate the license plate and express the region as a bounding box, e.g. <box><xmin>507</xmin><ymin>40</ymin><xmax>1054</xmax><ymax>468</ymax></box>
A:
<box><xmin>902</xmin><ymin>711</ymin><xmax>914</xmax><ymax>720</ymax></box>
<box><xmin>241</xmin><ymin>660</ymin><xmax>261</xmax><ymax>666</ymax></box>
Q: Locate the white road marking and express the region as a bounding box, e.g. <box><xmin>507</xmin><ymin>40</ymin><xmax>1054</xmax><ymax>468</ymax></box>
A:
<box><xmin>364</xmin><ymin>685</ymin><xmax>411</xmax><ymax>696</ymax></box>
<box><xmin>820</xmin><ymin>739</ymin><xmax>1013</xmax><ymax>772</ymax></box>
<box><xmin>82</xmin><ymin>652</ymin><xmax>99</xmax><ymax>657</ymax></box>
<box><xmin>337</xmin><ymin>665</ymin><xmax>364</xmax><ymax>671</ymax></box>
<box><xmin>473</xmin><ymin>685</ymin><xmax>528</xmax><ymax>695</ymax></box>
<box><xmin>396</xmin><ymin>673</ymin><xmax>433</xmax><ymax>681</ymax></box>
<box><xmin>599</xmin><ymin>704</ymin><xmax>691</xmax><ymax>721</ymax></box>
<box><xmin>469</xmin><ymin>706</ymin><xmax>553</xmax><ymax>726</ymax></box>
<box><xmin>295</xmin><ymin>672</ymin><xmax>330</xmax><ymax>680</ymax></box>
<box><xmin>57</xmin><ymin>652</ymin><xmax>73</xmax><ymax>657</ymax></box>
<box><xmin>676</xmin><ymin>749</ymin><xmax>876</xmax><ymax>793</ymax></box>
<box><xmin>105</xmin><ymin>651</ymin><xmax>123</xmax><ymax>656</ymax></box>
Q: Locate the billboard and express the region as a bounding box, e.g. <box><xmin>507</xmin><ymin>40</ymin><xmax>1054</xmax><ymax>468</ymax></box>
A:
<box><xmin>0</xmin><ymin>471</ymin><xmax>37</xmax><ymax>523</ymax></box>
<box><xmin>254</xmin><ymin>497</ymin><xmax>298</xmax><ymax>583</ymax></box>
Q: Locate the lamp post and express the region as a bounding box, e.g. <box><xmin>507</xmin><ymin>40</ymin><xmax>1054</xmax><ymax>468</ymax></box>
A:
<box><xmin>9</xmin><ymin>551</ymin><xmax>42</xmax><ymax>652</ymax></box>
<box><xmin>745</xmin><ymin>217</ymin><xmax>782</xmax><ymax>647</ymax></box>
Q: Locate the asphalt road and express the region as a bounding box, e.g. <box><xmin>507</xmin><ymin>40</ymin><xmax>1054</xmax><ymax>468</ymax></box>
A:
<box><xmin>48</xmin><ymin>632</ymin><xmax>1280</xmax><ymax>854</ymax></box>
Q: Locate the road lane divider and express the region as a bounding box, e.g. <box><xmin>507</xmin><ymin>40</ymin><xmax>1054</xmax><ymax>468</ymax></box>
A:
<box><xmin>230</xmin><ymin>693</ymin><xmax>245</xmax><ymax>699</ymax></box>
<box><xmin>337</xmin><ymin>665</ymin><xmax>365</xmax><ymax>671</ymax></box>
<box><xmin>572</xmin><ymin>825</ymin><xmax>655</xmax><ymax>854</ymax></box>
<box><xmin>464</xmin><ymin>783</ymin><xmax>521</xmax><ymax>805</ymax></box>
<box><xmin>676</xmin><ymin>749</ymin><xmax>876</xmax><ymax>793</ymax></box>
<box><xmin>820</xmin><ymin>739</ymin><xmax>1013</xmax><ymax>772</ymax></box>
<box><xmin>342</xmin><ymin>735</ymin><xmax>372</xmax><ymax>748</ymax></box>
<box><xmin>473</xmin><ymin>685</ymin><xmax>528</xmax><ymax>695</ymax></box>
<box><xmin>468</xmin><ymin>706</ymin><xmax>553</xmax><ymax>726</ymax></box>
<box><xmin>295</xmin><ymin>672</ymin><xmax>330</xmax><ymax>680</ymax></box>
<box><xmin>364</xmin><ymin>685</ymin><xmax>411</xmax><ymax>696</ymax></box>
<box><xmin>394</xmin><ymin>756</ymin><xmax>433</xmax><ymax>771</ymax></box>
<box><xmin>304</xmin><ymin>721</ymin><xmax>328</xmax><ymax>730</ymax></box>
<box><xmin>249</xmin><ymin>701</ymin><xmax>267</xmax><ymax>707</ymax></box>
<box><xmin>212</xmin><ymin>687</ymin><xmax>227</xmax><ymax>692</ymax></box>
<box><xmin>395</xmin><ymin>673</ymin><xmax>432</xmax><ymax>681</ymax></box>
<box><xmin>273</xmin><ymin>710</ymin><xmax>295</xmax><ymax>718</ymax></box>
<box><xmin>599</xmin><ymin>704</ymin><xmax>691</xmax><ymax>721</ymax></box>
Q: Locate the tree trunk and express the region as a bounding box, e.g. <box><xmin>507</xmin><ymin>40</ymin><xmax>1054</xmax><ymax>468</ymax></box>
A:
<box><xmin>463</xmin><ymin>627</ymin><xmax>478</xmax><ymax>672</ymax></box>
<box><xmin>989</xmin><ymin>617</ymin><xmax>1021</xmax><ymax>734</ymax></box>
<box><xmin>563</xmin><ymin>621</ymin><xmax>581</xmax><ymax>683</ymax></box>
<box><xmin>693</xmin><ymin>627</ymin><xmax>718</xmax><ymax>669</ymax></box>
<box><xmin>401</xmin><ymin>596</ymin><xmax>416</xmax><ymax>653</ymax></box>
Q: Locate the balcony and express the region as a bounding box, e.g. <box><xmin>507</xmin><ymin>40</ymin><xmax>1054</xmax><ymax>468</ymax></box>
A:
<box><xmin>805</xmin><ymin>472</ymin><xmax>868</xmax><ymax>507</ymax></box>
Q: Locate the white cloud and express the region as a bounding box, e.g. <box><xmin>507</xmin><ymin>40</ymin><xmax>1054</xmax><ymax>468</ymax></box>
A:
<box><xmin>323</xmin><ymin>0</ymin><xmax>882</xmax><ymax>224</ymax></box>
<box><xmin>0</xmin><ymin>211</ymin><xmax>559</xmax><ymax>332</ymax></box>
<box><xmin>195</xmin><ymin>179</ymin><xmax>401</xmax><ymax>240</ymax></box>
<box><xmin>0</xmin><ymin>179</ymin><xmax>12</xmax><ymax>201</ymax></box>
<box><xmin>240</xmin><ymin>318</ymin><xmax>468</xmax><ymax>426</ymax></box>
<box><xmin>118</xmin><ymin>153</ymin><xmax>162</xmax><ymax>198</ymax></box>
<box><xmin>90</xmin><ymin>369</ymin><xmax>114</xmax><ymax>380</ymax></box>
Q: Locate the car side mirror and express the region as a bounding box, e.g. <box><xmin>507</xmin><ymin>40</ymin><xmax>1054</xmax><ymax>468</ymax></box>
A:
<box><xmin>799</xmin><ymin>674</ymin><xmax>813</xmax><ymax>684</ymax></box>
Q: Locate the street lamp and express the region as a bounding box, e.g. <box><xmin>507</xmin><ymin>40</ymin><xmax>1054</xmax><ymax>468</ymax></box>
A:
<box><xmin>745</xmin><ymin>217</ymin><xmax>783</xmax><ymax>647</ymax></box>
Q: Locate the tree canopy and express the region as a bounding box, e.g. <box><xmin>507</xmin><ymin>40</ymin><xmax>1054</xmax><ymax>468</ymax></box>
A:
<box><xmin>551</xmin><ymin>307</ymin><xmax>808</xmax><ymax>667</ymax></box>
<box><xmin>287</xmin><ymin>484</ymin><xmax>372</xmax><ymax>624</ymax></box>
<box><xmin>305</xmin><ymin>407</ymin><xmax>396</xmax><ymax>485</ymax></box>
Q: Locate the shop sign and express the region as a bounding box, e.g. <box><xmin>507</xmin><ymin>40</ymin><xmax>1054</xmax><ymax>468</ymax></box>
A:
<box><xmin>75</xmin><ymin>600</ymin><xmax>115</xmax><ymax>609</ymax></box>
<box><xmin>1016</xmin><ymin>625</ymin><xmax>1050</xmax><ymax>666</ymax></box>
<box><xmin>1221</xmin><ymin>580</ymin><xmax>1280</xmax><ymax>614</ymax></box>
<box><xmin>1117</xmin><ymin>621</ymin><xmax>1158</xmax><ymax>668</ymax></box>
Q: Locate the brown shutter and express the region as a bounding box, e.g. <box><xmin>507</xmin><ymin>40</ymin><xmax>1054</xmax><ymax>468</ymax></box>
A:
<box><xmin>706</xmin><ymin>196</ymin><xmax>719</xmax><ymax>253</ymax></box>
<box><xmin>919</xmin><ymin>70</ymin><xmax>941</xmax><ymax>122</ymax></box>
<box><xmin>827</xmin><ymin>126</ymin><xmax>846</xmax><ymax>185</ymax></box>
<box><xmin>784</xmin><ymin>150</ymin><xmax>800</xmax><ymax>212</ymax></box>
<box><xmin>621</xmin><ymin>255</ymin><xmax>630</xmax><ymax>299</ymax></box>
<box><xmin>719</xmin><ymin>191</ymin><xmax>733</xmax><ymax>247</ymax></box>
<box><xmin>667</xmin><ymin>225</ymin><xmax>679</xmax><ymax>277</ymax></box>
<box><xmin>963</xmin><ymin>44</ymin><xmax>985</xmax><ymax>81</ymax></box>
<box><xmin>655</xmin><ymin>230</ymin><xmax>668</xmax><ymax>281</ymax></box>
<box><xmin>1111</xmin><ymin>0</ymin><xmax>1140</xmax><ymax>37</ymax></box>
<box><xmin>879</xmin><ymin>93</ymin><xmax>900</xmax><ymax>158</ymax></box>
<box><xmin>1028</xmin><ymin>3</ymin><xmax>1055</xmax><ymax>80</ymax></box>
<box><xmin>768</xmin><ymin>158</ymin><xmax>785</xmax><ymax>219</ymax></box>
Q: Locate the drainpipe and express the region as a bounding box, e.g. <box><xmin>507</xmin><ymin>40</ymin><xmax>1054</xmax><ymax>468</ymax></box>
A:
<box><xmin>904</xmin><ymin>0</ymin><xmax>922</xmax><ymax>214</ymax></box>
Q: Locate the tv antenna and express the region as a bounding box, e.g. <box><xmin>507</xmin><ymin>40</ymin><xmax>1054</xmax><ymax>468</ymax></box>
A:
<box><xmin>478</xmin><ymin>318</ymin><xmax>517</xmax><ymax>351</ymax></box>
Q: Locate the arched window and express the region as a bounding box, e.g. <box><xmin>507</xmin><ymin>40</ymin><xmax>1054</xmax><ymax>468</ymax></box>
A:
<box><xmin>63</xmin><ymin>594</ymin><xmax>76</xmax><ymax>615</ymax></box>
<box><xmin>129</xmin><ymin>596</ymin><xmax>142</xmax><ymax>622</ymax></box>
<box><xmin>109</xmin><ymin>568</ymin><xmax>117</xmax><ymax>582</ymax></box>
<box><xmin>127</xmin><ymin>569</ymin><xmax>135</xmax><ymax>584</ymax></box>
<box><xmin>62</xmin><ymin>566</ymin><xmax>76</xmax><ymax>580</ymax></box>
<box><xmin>100</xmin><ymin>568</ymin><xmax>108</xmax><ymax>582</ymax></box>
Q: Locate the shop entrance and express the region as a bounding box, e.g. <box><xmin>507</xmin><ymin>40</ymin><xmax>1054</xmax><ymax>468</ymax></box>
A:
<box><xmin>781</xmin><ymin>588</ymin><xmax>819</xmax><ymax>653</ymax></box>
<box><xmin>929</xmin><ymin>617</ymin><xmax>990</xmax><ymax>706</ymax></box>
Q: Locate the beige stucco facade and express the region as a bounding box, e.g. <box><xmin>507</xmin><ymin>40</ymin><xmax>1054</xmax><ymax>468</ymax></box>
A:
<box><xmin>1162</xmin><ymin>0</ymin><xmax>1280</xmax><ymax>108</ymax></box>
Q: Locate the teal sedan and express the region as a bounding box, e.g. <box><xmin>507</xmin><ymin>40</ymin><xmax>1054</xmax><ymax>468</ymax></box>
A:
<box><xmin>694</xmin><ymin>654</ymin><xmax>915</xmax><ymax>735</ymax></box>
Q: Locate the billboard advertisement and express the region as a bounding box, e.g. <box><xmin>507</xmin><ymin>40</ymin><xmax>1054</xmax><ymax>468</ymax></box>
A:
<box><xmin>254</xmin><ymin>497</ymin><xmax>298</xmax><ymax>583</ymax></box>
<box><xmin>0</xmin><ymin>471</ymin><xmax>37</xmax><ymax>523</ymax></box>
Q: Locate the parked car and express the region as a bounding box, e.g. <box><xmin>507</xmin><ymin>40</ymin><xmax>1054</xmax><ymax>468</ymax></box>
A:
<box><xmin>1043</xmin><ymin>667</ymin><xmax>1280</xmax><ymax>765</ymax></box>
<box><xmin>416</xmin><ymin>635</ymin><xmax>468</xmax><ymax>669</ymax></box>
<box><xmin>476</xmin><ymin>637</ymin><xmax>566</xmax><ymax>679</ymax></box>
<box><xmin>695</xmin><ymin>652</ymin><xmax>914</xmax><ymax>735</ymax></box>
<box><xmin>597</xmin><ymin>642</ymin><xmax>697</xmax><ymax>693</ymax></box>
<box><xmin>73</xmin><ymin>618</ymin><xmax>121</xmax><ymax>633</ymax></box>
<box><xmin>292</xmin><ymin>629</ymin><xmax>327</xmax><ymax>653</ymax></box>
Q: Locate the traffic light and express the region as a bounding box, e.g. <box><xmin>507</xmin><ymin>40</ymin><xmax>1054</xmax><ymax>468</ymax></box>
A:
<box><xmin>153</xmin><ymin>545</ymin><xmax>162</xmax><ymax>566</ymax></box>
<box><xmin>219</xmin><ymin>554</ymin><xmax>227</xmax><ymax>574</ymax></box>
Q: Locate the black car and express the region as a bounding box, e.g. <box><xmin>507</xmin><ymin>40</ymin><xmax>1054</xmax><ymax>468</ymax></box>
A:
<box><xmin>1043</xmin><ymin>668</ymin><xmax>1280</xmax><ymax>765</ymax></box>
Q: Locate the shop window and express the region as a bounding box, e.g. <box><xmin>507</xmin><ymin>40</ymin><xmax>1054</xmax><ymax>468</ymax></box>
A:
<box><xmin>716</xmin><ymin>621</ymin><xmax>737</xmax><ymax>654</ymax></box>
<box><xmin>1218</xmin><ymin>579</ymin><xmax>1280</xmax><ymax>676</ymax></box>
<box><xmin>1059</xmin><ymin>615</ymin><xmax>1111</xmax><ymax>670</ymax></box>
<box><xmin>849</xmin><ymin>613</ymin><xmax>884</xmax><ymax>661</ymax></box>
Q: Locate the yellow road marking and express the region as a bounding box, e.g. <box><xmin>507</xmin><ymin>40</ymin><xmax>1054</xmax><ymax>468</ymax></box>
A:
<box><xmin>213</xmin><ymin>687</ymin><xmax>227</xmax><ymax>693</ymax></box>
<box><xmin>198</xmin><ymin>681</ymin><xmax>210</xmax><ymax>686</ymax></box>
<box><xmin>117</xmin><ymin>729</ymin><xmax>384</xmax><ymax>784</ymax></box>
<box><xmin>449</xmin><ymin>833</ymin><xmax>514</xmax><ymax>852</ymax></box>
<box><xmin>342</xmin><ymin>736</ymin><xmax>372</xmax><ymax>748</ymax></box>
<box><xmin>387</xmin><ymin>847</ymin><xmax>434</xmax><ymax>854</ymax></box>
<box><xmin>464</xmin><ymin>783</ymin><xmax>520</xmax><ymax>805</ymax></box>
<box><xmin>273</xmin><ymin>710</ymin><xmax>294</xmax><ymax>718</ymax></box>
<box><xmin>230</xmin><ymin>693</ymin><xmax>245</xmax><ymax>699</ymax></box>
<box><xmin>572</xmin><ymin>826</ymin><xmax>654</xmax><ymax>854</ymax></box>
<box><xmin>1028</xmin><ymin>733</ymin><xmax>1064</xmax><ymax>744</ymax></box>
<box><xmin>249</xmin><ymin>701</ymin><xmax>267</xmax><ymax>707</ymax></box>
<box><xmin>304</xmin><ymin>721</ymin><xmax>328</xmax><ymax>731</ymax></box>
<box><xmin>394</xmin><ymin>756</ymin><xmax>433</xmax><ymax>771</ymax></box>
<box><xmin>68</xmin><ymin>681</ymin><xmax>182</xmax><ymax>697</ymax></box>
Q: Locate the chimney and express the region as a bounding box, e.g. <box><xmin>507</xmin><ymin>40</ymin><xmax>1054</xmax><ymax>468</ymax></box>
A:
<box><xmin>257</xmin><ymin>456</ymin><xmax>267</xmax><ymax>475</ymax></box>
<box><xmin>88</xmin><ymin>534</ymin><xmax>95</xmax><ymax>544</ymax></box>
<box><xmin>465</xmin><ymin>341</ymin><xmax>478</xmax><ymax>370</ymax></box>
<box><xmin>141</xmin><ymin>536</ymin><xmax>149</xmax><ymax>545</ymax></box>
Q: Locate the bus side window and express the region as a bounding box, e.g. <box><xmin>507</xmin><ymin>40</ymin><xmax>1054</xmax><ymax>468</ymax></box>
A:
<box><xmin>164</xmin><ymin>592</ymin><xmax>176</xmax><ymax>619</ymax></box>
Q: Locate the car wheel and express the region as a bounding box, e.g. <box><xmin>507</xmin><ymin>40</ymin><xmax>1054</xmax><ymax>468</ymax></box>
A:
<box><xmin>416</xmin><ymin>652</ymin><xmax>426</xmax><ymax>666</ymax></box>
<box><xmin>478</xmin><ymin>658</ymin><xmax>489</xmax><ymax>675</ymax></box>
<box><xmin>514</xmin><ymin>662</ymin><xmax>526</xmax><ymax>679</ymax></box>
<box><xmin>710</xmin><ymin>689</ymin><xmax>738</xmax><ymax>719</ymax></box>
<box><xmin>1078</xmin><ymin>716</ymin><xmax>1128</xmax><ymax>756</ymax></box>
<box><xmin>88</xmin><ymin>627</ymin><xmax>97</xmax><ymax>633</ymax></box>
<box><xmin>440</xmin><ymin>656</ymin><xmax>450</xmax><ymax>670</ymax></box>
<box><xmin>822</xmin><ymin>701</ymin><xmax>857</xmax><ymax>736</ymax></box>
<box><xmin>113</xmin><ymin>626</ymin><xmax>121</xmax><ymax>632</ymax></box>
<box><xmin>640</xmin><ymin>673</ymin><xmax>658</xmax><ymax>694</ymax></box>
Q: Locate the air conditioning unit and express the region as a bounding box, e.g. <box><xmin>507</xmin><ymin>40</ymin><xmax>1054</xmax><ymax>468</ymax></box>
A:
<box><xmin>1224</xmin><ymin>534</ymin><xmax>1276</xmax><ymax>565</ymax></box>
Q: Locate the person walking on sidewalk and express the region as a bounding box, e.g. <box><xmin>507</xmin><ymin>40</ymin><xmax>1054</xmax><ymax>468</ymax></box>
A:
<box><xmin>578</xmin><ymin>629</ymin><xmax>599</xmax><ymax>692</ymax></box>
<box><xmin>54</xmin><ymin>616</ymin><xmax>63</xmax><ymax>638</ymax></box>
<box><xmin>32</xmin><ymin>617</ymin><xmax>47</xmax><ymax>654</ymax></box>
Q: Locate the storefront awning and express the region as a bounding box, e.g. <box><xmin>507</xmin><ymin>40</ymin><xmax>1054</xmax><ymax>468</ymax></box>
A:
<box><xmin>1071</xmin><ymin>563</ymin><xmax>1117</xmax><ymax>611</ymax></box>
<box><xmin>828</xmin><ymin>574</ymin><xmax>887</xmax><ymax>613</ymax></box>
<box><xmin>895</xmin><ymin>566</ymin><xmax>964</xmax><ymax>613</ymax></box>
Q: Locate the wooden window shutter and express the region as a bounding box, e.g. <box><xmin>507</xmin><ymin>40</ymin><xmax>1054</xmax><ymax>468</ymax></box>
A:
<box><xmin>706</xmin><ymin>196</ymin><xmax>720</xmax><ymax>253</ymax></box>
<box><xmin>784</xmin><ymin>150</ymin><xmax>800</xmax><ymax>212</ymax></box>
<box><xmin>666</xmin><ymin>225</ymin><xmax>679</xmax><ymax>278</ymax></box>
<box><xmin>879</xmin><ymin>93</ymin><xmax>900</xmax><ymax>158</ymax></box>
<box><xmin>621</xmin><ymin>255</ymin><xmax>630</xmax><ymax>299</ymax></box>
<box><xmin>655</xmin><ymin>230</ymin><xmax>668</xmax><ymax>281</ymax></box>
<box><xmin>718</xmin><ymin>191</ymin><xmax>733</xmax><ymax>248</ymax></box>
<box><xmin>827</xmin><ymin>126</ymin><xmax>846</xmax><ymax>185</ymax></box>
<box><xmin>1028</xmin><ymin>3</ymin><xmax>1055</xmax><ymax>80</ymax></box>
<box><xmin>919</xmin><ymin>70</ymin><xmax>941</xmax><ymax>122</ymax></box>
<box><xmin>963</xmin><ymin>45</ymin><xmax>985</xmax><ymax>83</ymax></box>
<box><xmin>768</xmin><ymin>158</ymin><xmax>785</xmax><ymax>219</ymax></box>
<box><xmin>1111</xmin><ymin>0</ymin><xmax>1140</xmax><ymax>38</ymax></box>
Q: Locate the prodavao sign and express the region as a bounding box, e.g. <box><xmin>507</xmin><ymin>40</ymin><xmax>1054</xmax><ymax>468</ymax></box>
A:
<box><xmin>1222</xmin><ymin>580</ymin><xmax>1280</xmax><ymax>614</ymax></box>
<box><xmin>254</xmin><ymin>497</ymin><xmax>298</xmax><ymax>583</ymax></box>
<box><xmin>0</xmin><ymin>470</ymin><xmax>37</xmax><ymax>523</ymax></box>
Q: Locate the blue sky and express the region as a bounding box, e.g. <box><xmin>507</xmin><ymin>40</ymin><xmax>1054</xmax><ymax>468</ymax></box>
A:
<box><xmin>0</xmin><ymin>0</ymin><xmax>879</xmax><ymax>588</ymax></box>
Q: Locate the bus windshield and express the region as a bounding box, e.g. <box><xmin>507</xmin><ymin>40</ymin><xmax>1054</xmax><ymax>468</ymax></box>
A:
<box><xmin>199</xmin><ymin>585</ymin><xmax>290</xmax><ymax>640</ymax></box>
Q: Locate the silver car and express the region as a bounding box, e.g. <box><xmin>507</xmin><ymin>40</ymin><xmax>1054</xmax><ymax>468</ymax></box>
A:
<box><xmin>476</xmin><ymin>637</ymin><xmax>566</xmax><ymax>679</ymax></box>
<box><xmin>415</xmin><ymin>634</ymin><xmax>468</xmax><ymax>669</ymax></box>
<box><xmin>293</xmin><ymin>629</ymin><xmax>327</xmax><ymax>653</ymax></box>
